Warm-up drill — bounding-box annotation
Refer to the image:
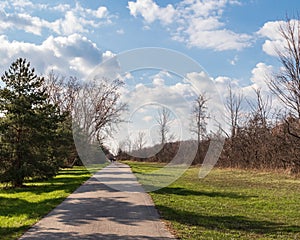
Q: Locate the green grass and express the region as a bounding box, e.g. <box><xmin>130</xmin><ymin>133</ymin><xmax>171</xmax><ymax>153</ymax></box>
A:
<box><xmin>0</xmin><ymin>166</ymin><xmax>93</xmax><ymax>240</ymax></box>
<box><xmin>126</xmin><ymin>161</ymin><xmax>300</xmax><ymax>240</ymax></box>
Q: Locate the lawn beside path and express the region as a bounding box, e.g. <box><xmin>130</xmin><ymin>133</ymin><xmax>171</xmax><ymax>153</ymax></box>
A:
<box><xmin>126</xmin><ymin>161</ymin><xmax>300</xmax><ymax>240</ymax></box>
<box><xmin>0</xmin><ymin>166</ymin><xmax>93</xmax><ymax>240</ymax></box>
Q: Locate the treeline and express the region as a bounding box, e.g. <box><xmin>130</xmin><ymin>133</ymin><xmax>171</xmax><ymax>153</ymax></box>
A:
<box><xmin>118</xmin><ymin>86</ymin><xmax>300</xmax><ymax>174</ymax></box>
<box><xmin>117</xmin><ymin>140</ymin><xmax>209</xmax><ymax>166</ymax></box>
<box><xmin>118</xmin><ymin>115</ymin><xmax>300</xmax><ymax>174</ymax></box>
<box><xmin>0</xmin><ymin>58</ymin><xmax>125</xmax><ymax>187</ymax></box>
<box><xmin>219</xmin><ymin>117</ymin><xmax>300</xmax><ymax>173</ymax></box>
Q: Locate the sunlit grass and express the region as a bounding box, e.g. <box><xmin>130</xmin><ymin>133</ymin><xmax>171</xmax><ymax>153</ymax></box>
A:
<box><xmin>126</xmin><ymin>161</ymin><xmax>300</xmax><ymax>240</ymax></box>
<box><xmin>0</xmin><ymin>166</ymin><xmax>93</xmax><ymax>240</ymax></box>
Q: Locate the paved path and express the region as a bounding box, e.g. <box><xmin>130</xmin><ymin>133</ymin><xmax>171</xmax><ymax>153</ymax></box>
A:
<box><xmin>19</xmin><ymin>162</ymin><xmax>175</xmax><ymax>240</ymax></box>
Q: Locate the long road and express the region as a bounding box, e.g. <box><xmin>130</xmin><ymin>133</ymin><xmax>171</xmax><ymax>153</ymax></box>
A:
<box><xmin>19</xmin><ymin>162</ymin><xmax>175</xmax><ymax>240</ymax></box>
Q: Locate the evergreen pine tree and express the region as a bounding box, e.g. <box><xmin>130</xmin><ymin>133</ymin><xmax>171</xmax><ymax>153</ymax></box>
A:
<box><xmin>0</xmin><ymin>58</ymin><xmax>61</xmax><ymax>187</ymax></box>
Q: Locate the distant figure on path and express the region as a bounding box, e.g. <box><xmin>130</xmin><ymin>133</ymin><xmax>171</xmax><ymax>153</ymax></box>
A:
<box><xmin>106</xmin><ymin>153</ymin><xmax>116</xmax><ymax>162</ymax></box>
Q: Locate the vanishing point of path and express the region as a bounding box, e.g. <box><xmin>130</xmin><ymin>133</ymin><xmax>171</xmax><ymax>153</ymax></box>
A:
<box><xmin>19</xmin><ymin>162</ymin><xmax>175</xmax><ymax>240</ymax></box>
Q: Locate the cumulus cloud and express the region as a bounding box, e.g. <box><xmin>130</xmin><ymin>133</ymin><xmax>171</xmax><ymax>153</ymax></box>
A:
<box><xmin>211</xmin><ymin>62</ymin><xmax>280</xmax><ymax>114</ymax></box>
<box><xmin>116</xmin><ymin>64</ymin><xmax>280</xmax><ymax>145</ymax></box>
<box><xmin>128</xmin><ymin>0</ymin><xmax>252</xmax><ymax>51</ymax></box>
<box><xmin>213</xmin><ymin>62</ymin><xmax>273</xmax><ymax>97</ymax></box>
<box><xmin>250</xmin><ymin>62</ymin><xmax>273</xmax><ymax>89</ymax></box>
<box><xmin>0</xmin><ymin>1</ymin><xmax>112</xmax><ymax>36</ymax></box>
<box><xmin>142</xmin><ymin>115</ymin><xmax>153</xmax><ymax>122</ymax></box>
<box><xmin>117</xmin><ymin>69</ymin><xmax>227</xmax><ymax>144</ymax></box>
<box><xmin>229</xmin><ymin>55</ymin><xmax>239</xmax><ymax>65</ymax></box>
<box><xmin>128</xmin><ymin>0</ymin><xmax>176</xmax><ymax>25</ymax></box>
<box><xmin>116</xmin><ymin>29</ymin><xmax>125</xmax><ymax>35</ymax></box>
<box><xmin>0</xmin><ymin>10</ymin><xmax>53</xmax><ymax>35</ymax></box>
<box><xmin>152</xmin><ymin>77</ymin><xmax>164</xmax><ymax>86</ymax></box>
<box><xmin>257</xmin><ymin>20</ymin><xmax>285</xmax><ymax>56</ymax></box>
<box><xmin>0</xmin><ymin>34</ymin><xmax>104</xmax><ymax>79</ymax></box>
<box><xmin>120</xmin><ymin>71</ymin><xmax>196</xmax><ymax>140</ymax></box>
<box><xmin>257</xmin><ymin>19</ymin><xmax>300</xmax><ymax>57</ymax></box>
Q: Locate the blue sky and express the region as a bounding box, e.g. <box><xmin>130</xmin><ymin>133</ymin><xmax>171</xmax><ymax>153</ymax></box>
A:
<box><xmin>1</xmin><ymin>0</ymin><xmax>299</xmax><ymax>148</ymax></box>
<box><xmin>1</xmin><ymin>0</ymin><xmax>298</xmax><ymax>80</ymax></box>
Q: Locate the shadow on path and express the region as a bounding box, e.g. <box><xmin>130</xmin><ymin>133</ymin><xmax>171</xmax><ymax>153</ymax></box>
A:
<box><xmin>20</xmin><ymin>231</ymin><xmax>174</xmax><ymax>240</ymax></box>
<box><xmin>19</xmin><ymin>163</ymin><xmax>175</xmax><ymax>239</ymax></box>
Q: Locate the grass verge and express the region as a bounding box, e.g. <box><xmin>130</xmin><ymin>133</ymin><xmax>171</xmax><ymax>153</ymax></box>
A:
<box><xmin>0</xmin><ymin>166</ymin><xmax>93</xmax><ymax>240</ymax></box>
<box><xmin>126</xmin><ymin>161</ymin><xmax>300</xmax><ymax>240</ymax></box>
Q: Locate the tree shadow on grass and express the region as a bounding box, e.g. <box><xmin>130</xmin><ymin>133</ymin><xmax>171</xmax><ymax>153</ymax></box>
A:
<box><xmin>156</xmin><ymin>205</ymin><xmax>300</xmax><ymax>235</ymax></box>
<box><xmin>0</xmin><ymin>225</ymin><xmax>31</xmax><ymax>240</ymax></box>
<box><xmin>153</xmin><ymin>187</ymin><xmax>256</xmax><ymax>199</ymax></box>
<box><xmin>7</xmin><ymin>181</ymin><xmax>89</xmax><ymax>195</ymax></box>
<box><xmin>0</xmin><ymin>196</ymin><xmax>70</xmax><ymax>240</ymax></box>
<box><xmin>1</xmin><ymin>175</ymin><xmax>91</xmax><ymax>195</ymax></box>
<box><xmin>0</xmin><ymin>196</ymin><xmax>67</xmax><ymax>219</ymax></box>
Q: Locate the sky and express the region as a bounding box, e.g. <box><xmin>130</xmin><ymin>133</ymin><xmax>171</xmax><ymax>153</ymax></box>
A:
<box><xmin>1</xmin><ymin>0</ymin><xmax>299</xmax><ymax>150</ymax></box>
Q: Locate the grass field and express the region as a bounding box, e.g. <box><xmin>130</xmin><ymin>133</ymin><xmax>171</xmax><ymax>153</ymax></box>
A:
<box><xmin>126</xmin><ymin>161</ymin><xmax>300</xmax><ymax>240</ymax></box>
<box><xmin>0</xmin><ymin>166</ymin><xmax>93</xmax><ymax>240</ymax></box>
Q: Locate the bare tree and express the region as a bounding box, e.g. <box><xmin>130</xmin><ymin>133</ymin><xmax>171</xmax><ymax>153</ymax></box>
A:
<box><xmin>44</xmin><ymin>71</ymin><xmax>80</xmax><ymax>114</ymax></box>
<box><xmin>118</xmin><ymin>139</ymin><xmax>126</xmax><ymax>152</ymax></box>
<box><xmin>43</xmin><ymin>72</ymin><xmax>82</xmax><ymax>167</ymax></box>
<box><xmin>156</xmin><ymin>107</ymin><xmax>174</xmax><ymax>145</ymax></box>
<box><xmin>118</xmin><ymin>137</ymin><xmax>133</xmax><ymax>153</ymax></box>
<box><xmin>268</xmin><ymin>17</ymin><xmax>300</xmax><ymax>119</ymax></box>
<box><xmin>225</xmin><ymin>84</ymin><xmax>243</xmax><ymax>137</ymax></box>
<box><xmin>266</xmin><ymin>17</ymin><xmax>300</xmax><ymax>139</ymax></box>
<box><xmin>190</xmin><ymin>93</ymin><xmax>209</xmax><ymax>145</ymax></box>
<box><xmin>247</xmin><ymin>88</ymin><xmax>272</xmax><ymax>128</ymax></box>
<box><xmin>133</xmin><ymin>131</ymin><xmax>147</xmax><ymax>150</ymax></box>
<box><xmin>73</xmin><ymin>78</ymin><xmax>127</xmax><ymax>145</ymax></box>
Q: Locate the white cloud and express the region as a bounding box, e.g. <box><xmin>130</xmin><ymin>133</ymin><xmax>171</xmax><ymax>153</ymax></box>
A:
<box><xmin>93</xmin><ymin>6</ymin><xmax>109</xmax><ymax>18</ymax></box>
<box><xmin>214</xmin><ymin>75</ymin><xmax>239</xmax><ymax>92</ymax></box>
<box><xmin>116</xmin><ymin>29</ymin><xmax>125</xmax><ymax>35</ymax></box>
<box><xmin>117</xmin><ymin>64</ymin><xmax>282</xmax><ymax>144</ymax></box>
<box><xmin>152</xmin><ymin>77</ymin><xmax>164</xmax><ymax>86</ymax></box>
<box><xmin>11</xmin><ymin>0</ymin><xmax>34</xmax><ymax>9</ymax></box>
<box><xmin>258</xmin><ymin>19</ymin><xmax>300</xmax><ymax>57</ymax></box>
<box><xmin>211</xmin><ymin>63</ymin><xmax>279</xmax><ymax>112</ymax></box>
<box><xmin>102</xmin><ymin>50</ymin><xmax>116</xmax><ymax>60</ymax></box>
<box><xmin>0</xmin><ymin>1</ymin><xmax>112</xmax><ymax>36</ymax></box>
<box><xmin>142</xmin><ymin>115</ymin><xmax>153</xmax><ymax>122</ymax></box>
<box><xmin>128</xmin><ymin>0</ymin><xmax>252</xmax><ymax>51</ymax></box>
<box><xmin>0</xmin><ymin>34</ymin><xmax>104</xmax><ymax>79</ymax></box>
<box><xmin>185</xmin><ymin>28</ymin><xmax>251</xmax><ymax>51</ymax></box>
<box><xmin>52</xmin><ymin>4</ymin><xmax>71</xmax><ymax>12</ymax></box>
<box><xmin>257</xmin><ymin>21</ymin><xmax>283</xmax><ymax>40</ymax></box>
<box><xmin>257</xmin><ymin>20</ymin><xmax>285</xmax><ymax>56</ymax></box>
<box><xmin>229</xmin><ymin>55</ymin><xmax>239</xmax><ymax>65</ymax></box>
<box><xmin>50</xmin><ymin>4</ymin><xmax>111</xmax><ymax>35</ymax></box>
<box><xmin>128</xmin><ymin>0</ymin><xmax>176</xmax><ymax>25</ymax></box>
<box><xmin>118</xmin><ymin>69</ymin><xmax>227</xmax><ymax>142</ymax></box>
<box><xmin>121</xmin><ymin>73</ymin><xmax>195</xmax><ymax>139</ymax></box>
<box><xmin>250</xmin><ymin>62</ymin><xmax>273</xmax><ymax>90</ymax></box>
<box><xmin>0</xmin><ymin>10</ymin><xmax>53</xmax><ymax>35</ymax></box>
<box><xmin>102</xmin><ymin>61</ymin><xmax>282</xmax><ymax>145</ymax></box>
<box><xmin>212</xmin><ymin>63</ymin><xmax>273</xmax><ymax>97</ymax></box>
